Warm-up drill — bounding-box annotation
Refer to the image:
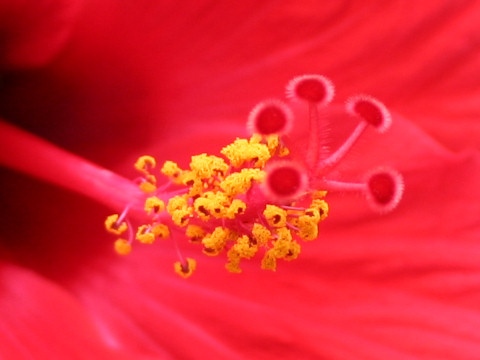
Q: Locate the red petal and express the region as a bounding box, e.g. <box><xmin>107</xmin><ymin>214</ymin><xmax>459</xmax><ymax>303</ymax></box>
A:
<box><xmin>0</xmin><ymin>0</ymin><xmax>82</xmax><ymax>68</ymax></box>
<box><xmin>0</xmin><ymin>262</ymin><xmax>165</xmax><ymax>359</ymax></box>
<box><xmin>1</xmin><ymin>2</ymin><xmax>480</xmax><ymax>359</ymax></box>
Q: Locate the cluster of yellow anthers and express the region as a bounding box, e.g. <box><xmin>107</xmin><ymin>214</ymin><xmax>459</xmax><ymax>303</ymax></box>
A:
<box><xmin>104</xmin><ymin>134</ymin><xmax>328</xmax><ymax>278</ymax></box>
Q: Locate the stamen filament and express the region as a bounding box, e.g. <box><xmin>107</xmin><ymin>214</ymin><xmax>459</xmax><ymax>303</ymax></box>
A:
<box><xmin>306</xmin><ymin>103</ymin><xmax>320</xmax><ymax>170</ymax></box>
<box><xmin>117</xmin><ymin>204</ymin><xmax>132</xmax><ymax>224</ymax></box>
<box><xmin>286</xmin><ymin>222</ymin><xmax>299</xmax><ymax>231</ymax></box>
<box><xmin>319</xmin><ymin>122</ymin><xmax>367</xmax><ymax>169</ymax></box>
<box><xmin>172</xmin><ymin>233</ymin><xmax>186</xmax><ymax>266</ymax></box>
<box><xmin>322</xmin><ymin>179</ymin><xmax>366</xmax><ymax>192</ymax></box>
<box><xmin>281</xmin><ymin>205</ymin><xmax>305</xmax><ymax>211</ymax></box>
<box><xmin>155</xmin><ymin>180</ymin><xmax>173</xmax><ymax>193</ymax></box>
<box><xmin>126</xmin><ymin>220</ymin><xmax>134</xmax><ymax>244</ymax></box>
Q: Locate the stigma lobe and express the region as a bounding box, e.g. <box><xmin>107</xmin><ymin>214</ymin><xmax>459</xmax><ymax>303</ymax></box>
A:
<box><xmin>286</xmin><ymin>74</ymin><xmax>335</xmax><ymax>106</ymax></box>
<box><xmin>247</xmin><ymin>100</ymin><xmax>293</xmax><ymax>136</ymax></box>
<box><xmin>264</xmin><ymin>161</ymin><xmax>308</xmax><ymax>201</ymax></box>
<box><xmin>366</xmin><ymin>168</ymin><xmax>404</xmax><ymax>213</ymax></box>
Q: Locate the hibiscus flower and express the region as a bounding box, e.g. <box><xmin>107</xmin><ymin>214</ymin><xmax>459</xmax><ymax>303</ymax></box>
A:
<box><xmin>1</xmin><ymin>1</ymin><xmax>480</xmax><ymax>359</ymax></box>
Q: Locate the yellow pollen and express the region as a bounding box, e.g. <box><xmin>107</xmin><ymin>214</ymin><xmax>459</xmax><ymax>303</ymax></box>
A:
<box><xmin>167</xmin><ymin>195</ymin><xmax>188</xmax><ymax>213</ymax></box>
<box><xmin>202</xmin><ymin>227</ymin><xmax>231</xmax><ymax>255</ymax></box>
<box><xmin>139</xmin><ymin>180</ymin><xmax>157</xmax><ymax>193</ymax></box>
<box><xmin>134</xmin><ymin>155</ymin><xmax>156</xmax><ymax>174</ymax></box>
<box><xmin>136</xmin><ymin>225</ymin><xmax>156</xmax><ymax>244</ymax></box>
<box><xmin>232</xmin><ymin>235</ymin><xmax>258</xmax><ymax>259</ymax></box>
<box><xmin>185</xmin><ymin>225</ymin><xmax>206</xmax><ymax>242</ymax></box>
<box><xmin>278</xmin><ymin>146</ymin><xmax>290</xmax><ymax>157</ymax></box>
<box><xmin>105</xmin><ymin>133</ymin><xmax>329</xmax><ymax>278</ymax></box>
<box><xmin>174</xmin><ymin>258</ymin><xmax>197</xmax><ymax>278</ymax></box>
<box><xmin>221</xmin><ymin>138</ymin><xmax>271</xmax><ymax>168</ymax></box>
<box><xmin>313</xmin><ymin>190</ymin><xmax>328</xmax><ymax>198</ymax></box>
<box><xmin>193</xmin><ymin>197</ymin><xmax>212</xmax><ymax>221</ymax></box>
<box><xmin>181</xmin><ymin>172</ymin><xmax>204</xmax><ymax>197</ymax></box>
<box><xmin>105</xmin><ymin>214</ymin><xmax>128</xmax><ymax>235</ymax></box>
<box><xmin>311</xmin><ymin>199</ymin><xmax>329</xmax><ymax>220</ymax></box>
<box><xmin>190</xmin><ymin>154</ymin><xmax>229</xmax><ymax>179</ymax></box>
<box><xmin>171</xmin><ymin>208</ymin><xmax>192</xmax><ymax>227</ymax></box>
<box><xmin>249</xmin><ymin>134</ymin><xmax>262</xmax><ymax>144</ymax></box>
<box><xmin>270</xmin><ymin>227</ymin><xmax>301</xmax><ymax>260</ymax></box>
<box><xmin>151</xmin><ymin>224</ymin><xmax>170</xmax><ymax>239</ymax></box>
<box><xmin>226</xmin><ymin>199</ymin><xmax>247</xmax><ymax>219</ymax></box>
<box><xmin>220</xmin><ymin>168</ymin><xmax>265</xmax><ymax>197</ymax></box>
<box><xmin>263</xmin><ymin>205</ymin><xmax>288</xmax><ymax>228</ymax></box>
<box><xmin>161</xmin><ymin>160</ymin><xmax>185</xmax><ymax>184</ymax></box>
<box><xmin>261</xmin><ymin>251</ymin><xmax>277</xmax><ymax>271</ymax></box>
<box><xmin>251</xmin><ymin>223</ymin><xmax>271</xmax><ymax>247</ymax></box>
<box><xmin>145</xmin><ymin>196</ymin><xmax>165</xmax><ymax>215</ymax></box>
<box><xmin>114</xmin><ymin>239</ymin><xmax>132</xmax><ymax>255</ymax></box>
<box><xmin>266</xmin><ymin>135</ymin><xmax>279</xmax><ymax>155</ymax></box>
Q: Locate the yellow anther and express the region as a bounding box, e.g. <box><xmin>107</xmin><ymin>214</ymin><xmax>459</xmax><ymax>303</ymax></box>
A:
<box><xmin>220</xmin><ymin>168</ymin><xmax>265</xmax><ymax>197</ymax></box>
<box><xmin>304</xmin><ymin>207</ymin><xmax>321</xmax><ymax>222</ymax></box>
<box><xmin>232</xmin><ymin>235</ymin><xmax>257</xmax><ymax>259</ymax></box>
<box><xmin>134</xmin><ymin>155</ymin><xmax>156</xmax><ymax>174</ymax></box>
<box><xmin>261</xmin><ymin>250</ymin><xmax>277</xmax><ymax>271</ymax></box>
<box><xmin>202</xmin><ymin>227</ymin><xmax>230</xmax><ymax>255</ymax></box>
<box><xmin>136</xmin><ymin>225</ymin><xmax>155</xmax><ymax>244</ymax></box>
<box><xmin>185</xmin><ymin>225</ymin><xmax>206</xmax><ymax>242</ymax></box>
<box><xmin>105</xmin><ymin>214</ymin><xmax>128</xmax><ymax>235</ymax></box>
<box><xmin>284</xmin><ymin>241</ymin><xmax>301</xmax><ymax>261</ymax></box>
<box><xmin>193</xmin><ymin>197</ymin><xmax>212</xmax><ymax>221</ymax></box>
<box><xmin>114</xmin><ymin>239</ymin><xmax>132</xmax><ymax>255</ymax></box>
<box><xmin>171</xmin><ymin>208</ymin><xmax>192</xmax><ymax>227</ymax></box>
<box><xmin>226</xmin><ymin>199</ymin><xmax>247</xmax><ymax>219</ymax></box>
<box><xmin>276</xmin><ymin>227</ymin><xmax>293</xmax><ymax>242</ymax></box>
<box><xmin>174</xmin><ymin>258</ymin><xmax>197</xmax><ymax>278</ymax></box>
<box><xmin>225</xmin><ymin>235</ymin><xmax>257</xmax><ymax>274</ymax></box>
<box><xmin>225</xmin><ymin>256</ymin><xmax>242</xmax><ymax>273</ymax></box>
<box><xmin>311</xmin><ymin>199</ymin><xmax>329</xmax><ymax>220</ymax></box>
<box><xmin>190</xmin><ymin>154</ymin><xmax>229</xmax><ymax>179</ymax></box>
<box><xmin>226</xmin><ymin>246</ymin><xmax>243</xmax><ymax>273</ymax></box>
<box><xmin>180</xmin><ymin>171</ymin><xmax>204</xmax><ymax>197</ymax></box>
<box><xmin>161</xmin><ymin>160</ymin><xmax>185</xmax><ymax>184</ymax></box>
<box><xmin>295</xmin><ymin>215</ymin><xmax>319</xmax><ymax>241</ymax></box>
<box><xmin>278</xmin><ymin>145</ymin><xmax>290</xmax><ymax>157</ymax></box>
<box><xmin>263</xmin><ymin>205</ymin><xmax>288</xmax><ymax>228</ymax></box>
<box><xmin>117</xmin><ymin>133</ymin><xmax>331</xmax><ymax>276</ymax></box>
<box><xmin>312</xmin><ymin>190</ymin><xmax>328</xmax><ymax>199</ymax></box>
<box><xmin>266</xmin><ymin>135</ymin><xmax>279</xmax><ymax>155</ymax></box>
<box><xmin>208</xmin><ymin>192</ymin><xmax>230</xmax><ymax>218</ymax></box>
<box><xmin>181</xmin><ymin>171</ymin><xmax>198</xmax><ymax>187</ymax></box>
<box><xmin>251</xmin><ymin>223</ymin><xmax>271</xmax><ymax>246</ymax></box>
<box><xmin>139</xmin><ymin>180</ymin><xmax>157</xmax><ymax>193</ymax></box>
<box><xmin>189</xmin><ymin>182</ymin><xmax>206</xmax><ymax>197</ymax></box>
<box><xmin>249</xmin><ymin>134</ymin><xmax>262</xmax><ymax>144</ymax></box>
<box><xmin>151</xmin><ymin>224</ymin><xmax>170</xmax><ymax>239</ymax></box>
<box><xmin>144</xmin><ymin>196</ymin><xmax>165</xmax><ymax>215</ymax></box>
<box><xmin>270</xmin><ymin>227</ymin><xmax>293</xmax><ymax>258</ymax></box>
<box><xmin>221</xmin><ymin>138</ymin><xmax>271</xmax><ymax>168</ymax></box>
<box><xmin>271</xmin><ymin>227</ymin><xmax>300</xmax><ymax>260</ymax></box>
<box><xmin>167</xmin><ymin>195</ymin><xmax>188</xmax><ymax>214</ymax></box>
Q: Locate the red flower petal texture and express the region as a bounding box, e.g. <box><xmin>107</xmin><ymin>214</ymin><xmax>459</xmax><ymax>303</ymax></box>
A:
<box><xmin>1</xmin><ymin>1</ymin><xmax>480</xmax><ymax>359</ymax></box>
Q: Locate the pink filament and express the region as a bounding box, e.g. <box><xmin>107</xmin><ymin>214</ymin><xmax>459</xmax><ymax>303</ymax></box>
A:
<box><xmin>319</xmin><ymin>122</ymin><xmax>367</xmax><ymax>169</ymax></box>
<box><xmin>306</xmin><ymin>103</ymin><xmax>321</xmax><ymax>170</ymax></box>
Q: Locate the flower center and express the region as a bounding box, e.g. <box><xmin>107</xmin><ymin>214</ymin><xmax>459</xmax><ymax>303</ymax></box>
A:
<box><xmin>103</xmin><ymin>74</ymin><xmax>404</xmax><ymax>278</ymax></box>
